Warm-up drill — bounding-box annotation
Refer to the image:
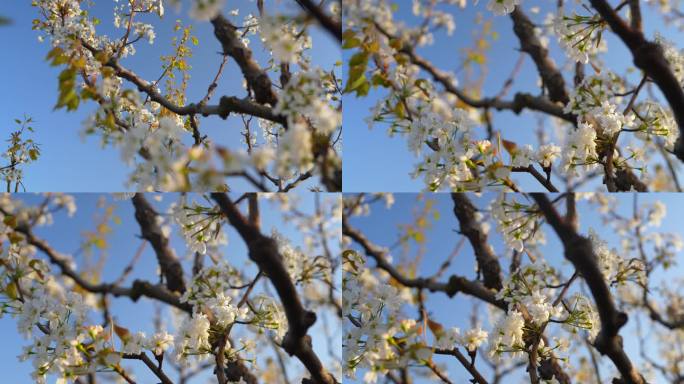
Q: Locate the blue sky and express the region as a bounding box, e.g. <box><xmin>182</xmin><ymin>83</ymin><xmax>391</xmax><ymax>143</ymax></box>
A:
<box><xmin>345</xmin><ymin>192</ymin><xmax>684</xmax><ymax>383</ymax></box>
<box><xmin>0</xmin><ymin>0</ymin><xmax>339</xmax><ymax>192</ymax></box>
<box><xmin>342</xmin><ymin>1</ymin><xmax>683</xmax><ymax>192</ymax></box>
<box><xmin>0</xmin><ymin>192</ymin><xmax>341</xmax><ymax>383</ymax></box>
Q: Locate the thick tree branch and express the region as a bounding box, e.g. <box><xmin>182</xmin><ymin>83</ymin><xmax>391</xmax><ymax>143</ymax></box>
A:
<box><xmin>342</xmin><ymin>215</ymin><xmax>506</xmax><ymax>310</ymax></box>
<box><xmin>211</xmin><ymin>14</ymin><xmax>278</xmax><ymax>106</ymax></box>
<box><xmin>296</xmin><ymin>0</ymin><xmax>341</xmax><ymax>42</ymax></box>
<box><xmin>629</xmin><ymin>0</ymin><xmax>643</xmax><ymax>31</ymax></box>
<box><xmin>123</xmin><ymin>353</ymin><xmax>174</xmax><ymax>384</ymax></box>
<box><xmin>434</xmin><ymin>348</ymin><xmax>489</xmax><ymax>384</ymax></box>
<box><xmin>210</xmin><ymin>193</ymin><xmax>337</xmax><ymax>384</ymax></box>
<box><xmin>132</xmin><ymin>194</ymin><xmax>186</xmax><ymax>293</ymax></box>
<box><xmin>223</xmin><ymin>360</ymin><xmax>259</xmax><ymax>384</ymax></box>
<box><xmin>370</xmin><ymin>22</ymin><xmax>575</xmax><ymax>122</ymax></box>
<box><xmin>510</xmin><ymin>8</ymin><xmax>569</xmax><ymax>104</ymax></box>
<box><xmin>80</xmin><ymin>42</ymin><xmax>285</xmax><ymax>125</ymax></box>
<box><xmin>589</xmin><ymin>0</ymin><xmax>684</xmax><ymax>162</ymax></box>
<box><xmin>531</xmin><ymin>193</ymin><xmax>645</xmax><ymax>384</ymax></box>
<box><xmin>2</xmin><ymin>210</ymin><xmax>192</xmax><ymax>313</ymax></box>
<box><xmin>451</xmin><ymin>194</ymin><xmax>503</xmax><ymax>291</ymax></box>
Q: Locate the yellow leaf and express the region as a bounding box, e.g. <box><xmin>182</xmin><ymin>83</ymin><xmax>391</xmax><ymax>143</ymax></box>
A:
<box><xmin>8</xmin><ymin>232</ymin><xmax>23</xmax><ymax>244</ymax></box>
<box><xmin>28</xmin><ymin>260</ymin><xmax>45</xmax><ymax>280</ymax></box>
<box><xmin>3</xmin><ymin>215</ymin><xmax>17</xmax><ymax>228</ymax></box>
<box><xmin>5</xmin><ymin>281</ymin><xmax>18</xmax><ymax>300</ymax></box>
<box><xmin>73</xmin><ymin>56</ymin><xmax>87</xmax><ymax>70</ymax></box>
<box><xmin>113</xmin><ymin>324</ymin><xmax>130</xmax><ymax>342</ymax></box>
<box><xmin>95</xmin><ymin>51</ymin><xmax>110</xmax><ymax>64</ymax></box>
<box><xmin>426</xmin><ymin>318</ymin><xmax>444</xmax><ymax>338</ymax></box>
<box><xmin>502</xmin><ymin>139</ymin><xmax>518</xmax><ymax>155</ymax></box>
<box><xmin>94</xmin><ymin>238</ymin><xmax>107</xmax><ymax>250</ymax></box>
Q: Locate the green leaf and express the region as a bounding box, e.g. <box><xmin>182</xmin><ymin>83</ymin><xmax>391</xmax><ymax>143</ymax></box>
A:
<box><xmin>371</xmin><ymin>73</ymin><xmax>388</xmax><ymax>87</ymax></box>
<box><xmin>356</xmin><ymin>80</ymin><xmax>370</xmax><ymax>97</ymax></box>
<box><xmin>348</xmin><ymin>51</ymin><xmax>369</xmax><ymax>67</ymax></box>
<box><xmin>344</xmin><ymin>73</ymin><xmax>367</xmax><ymax>94</ymax></box>
<box><xmin>94</xmin><ymin>238</ymin><xmax>107</xmax><ymax>250</ymax></box>
<box><xmin>45</xmin><ymin>46</ymin><xmax>62</xmax><ymax>61</ymax></box>
<box><xmin>8</xmin><ymin>232</ymin><xmax>23</xmax><ymax>244</ymax></box>
<box><xmin>394</xmin><ymin>101</ymin><xmax>405</xmax><ymax>119</ymax></box>
<box><xmin>55</xmin><ymin>68</ymin><xmax>80</xmax><ymax>111</ymax></box>
<box><xmin>3</xmin><ymin>215</ymin><xmax>17</xmax><ymax>228</ymax></box>
<box><xmin>342</xmin><ymin>29</ymin><xmax>356</xmax><ymax>40</ymax></box>
<box><xmin>342</xmin><ymin>36</ymin><xmax>361</xmax><ymax>49</ymax></box>
<box><xmin>5</xmin><ymin>281</ymin><xmax>18</xmax><ymax>300</ymax></box>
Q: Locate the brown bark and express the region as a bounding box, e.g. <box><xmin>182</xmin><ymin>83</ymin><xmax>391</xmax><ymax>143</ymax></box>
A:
<box><xmin>211</xmin><ymin>193</ymin><xmax>337</xmax><ymax>384</ymax></box>
<box><xmin>132</xmin><ymin>194</ymin><xmax>186</xmax><ymax>293</ymax></box>
<box><xmin>451</xmin><ymin>193</ymin><xmax>503</xmax><ymax>291</ymax></box>
<box><xmin>532</xmin><ymin>193</ymin><xmax>646</xmax><ymax>384</ymax></box>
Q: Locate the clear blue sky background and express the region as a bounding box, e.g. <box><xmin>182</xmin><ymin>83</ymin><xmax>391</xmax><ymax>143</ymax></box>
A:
<box><xmin>345</xmin><ymin>192</ymin><xmax>683</xmax><ymax>383</ymax></box>
<box><xmin>0</xmin><ymin>0</ymin><xmax>339</xmax><ymax>192</ymax></box>
<box><xmin>343</xmin><ymin>1</ymin><xmax>683</xmax><ymax>192</ymax></box>
<box><xmin>0</xmin><ymin>192</ymin><xmax>341</xmax><ymax>383</ymax></box>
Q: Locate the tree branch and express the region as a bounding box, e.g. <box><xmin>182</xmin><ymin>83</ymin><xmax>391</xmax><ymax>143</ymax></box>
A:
<box><xmin>123</xmin><ymin>353</ymin><xmax>174</xmax><ymax>384</ymax></box>
<box><xmin>434</xmin><ymin>348</ymin><xmax>489</xmax><ymax>384</ymax></box>
<box><xmin>132</xmin><ymin>194</ymin><xmax>186</xmax><ymax>293</ymax></box>
<box><xmin>510</xmin><ymin>8</ymin><xmax>569</xmax><ymax>104</ymax></box>
<box><xmin>80</xmin><ymin>41</ymin><xmax>285</xmax><ymax>125</ymax></box>
<box><xmin>451</xmin><ymin>193</ymin><xmax>503</xmax><ymax>291</ymax></box>
<box><xmin>2</xmin><ymin>208</ymin><xmax>191</xmax><ymax>313</ymax></box>
<box><xmin>210</xmin><ymin>193</ymin><xmax>337</xmax><ymax>384</ymax></box>
<box><xmin>342</xmin><ymin>215</ymin><xmax>506</xmax><ymax>310</ymax></box>
<box><xmin>296</xmin><ymin>0</ymin><xmax>341</xmax><ymax>42</ymax></box>
<box><xmin>371</xmin><ymin>22</ymin><xmax>575</xmax><ymax>122</ymax></box>
<box><xmin>210</xmin><ymin>14</ymin><xmax>278</xmax><ymax>106</ymax></box>
<box><xmin>531</xmin><ymin>193</ymin><xmax>645</xmax><ymax>384</ymax></box>
<box><xmin>589</xmin><ymin>0</ymin><xmax>684</xmax><ymax>162</ymax></box>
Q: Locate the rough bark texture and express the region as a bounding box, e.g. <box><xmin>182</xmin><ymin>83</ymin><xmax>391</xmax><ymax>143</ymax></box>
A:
<box><xmin>296</xmin><ymin>0</ymin><xmax>341</xmax><ymax>42</ymax></box>
<box><xmin>532</xmin><ymin>193</ymin><xmax>646</xmax><ymax>384</ymax></box>
<box><xmin>211</xmin><ymin>14</ymin><xmax>278</xmax><ymax>106</ymax></box>
<box><xmin>511</xmin><ymin>8</ymin><xmax>570</xmax><ymax>105</ymax></box>
<box><xmin>451</xmin><ymin>193</ymin><xmax>503</xmax><ymax>291</ymax></box>
<box><xmin>589</xmin><ymin>0</ymin><xmax>684</xmax><ymax>163</ymax></box>
<box><xmin>343</xmin><ymin>208</ymin><xmax>570</xmax><ymax>384</ymax></box>
<box><xmin>80</xmin><ymin>41</ymin><xmax>284</xmax><ymax>125</ymax></box>
<box><xmin>211</xmin><ymin>193</ymin><xmax>337</xmax><ymax>384</ymax></box>
<box><xmin>132</xmin><ymin>194</ymin><xmax>186</xmax><ymax>293</ymax></box>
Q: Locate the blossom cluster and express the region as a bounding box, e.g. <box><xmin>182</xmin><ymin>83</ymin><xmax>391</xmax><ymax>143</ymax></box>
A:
<box><xmin>32</xmin><ymin>0</ymin><xmax>341</xmax><ymax>191</ymax></box>
<box><xmin>170</xmin><ymin>196</ymin><xmax>228</xmax><ymax>255</ymax></box>
<box><xmin>344</xmin><ymin>0</ymin><xmax>684</xmax><ymax>191</ymax></box>
<box><xmin>343</xmin><ymin>242</ymin><xmax>489</xmax><ymax>382</ymax></box>
<box><xmin>343</xmin><ymin>193</ymin><xmax>684</xmax><ymax>383</ymax></box>
<box><xmin>0</xmin><ymin>193</ymin><xmax>342</xmax><ymax>383</ymax></box>
<box><xmin>552</xmin><ymin>9</ymin><xmax>605</xmax><ymax>63</ymax></box>
<box><xmin>1</xmin><ymin>117</ymin><xmax>41</xmax><ymax>189</ymax></box>
<box><xmin>490</xmin><ymin>193</ymin><xmax>545</xmax><ymax>252</ymax></box>
<box><xmin>0</xmin><ymin>196</ymin><xmax>172</xmax><ymax>383</ymax></box>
